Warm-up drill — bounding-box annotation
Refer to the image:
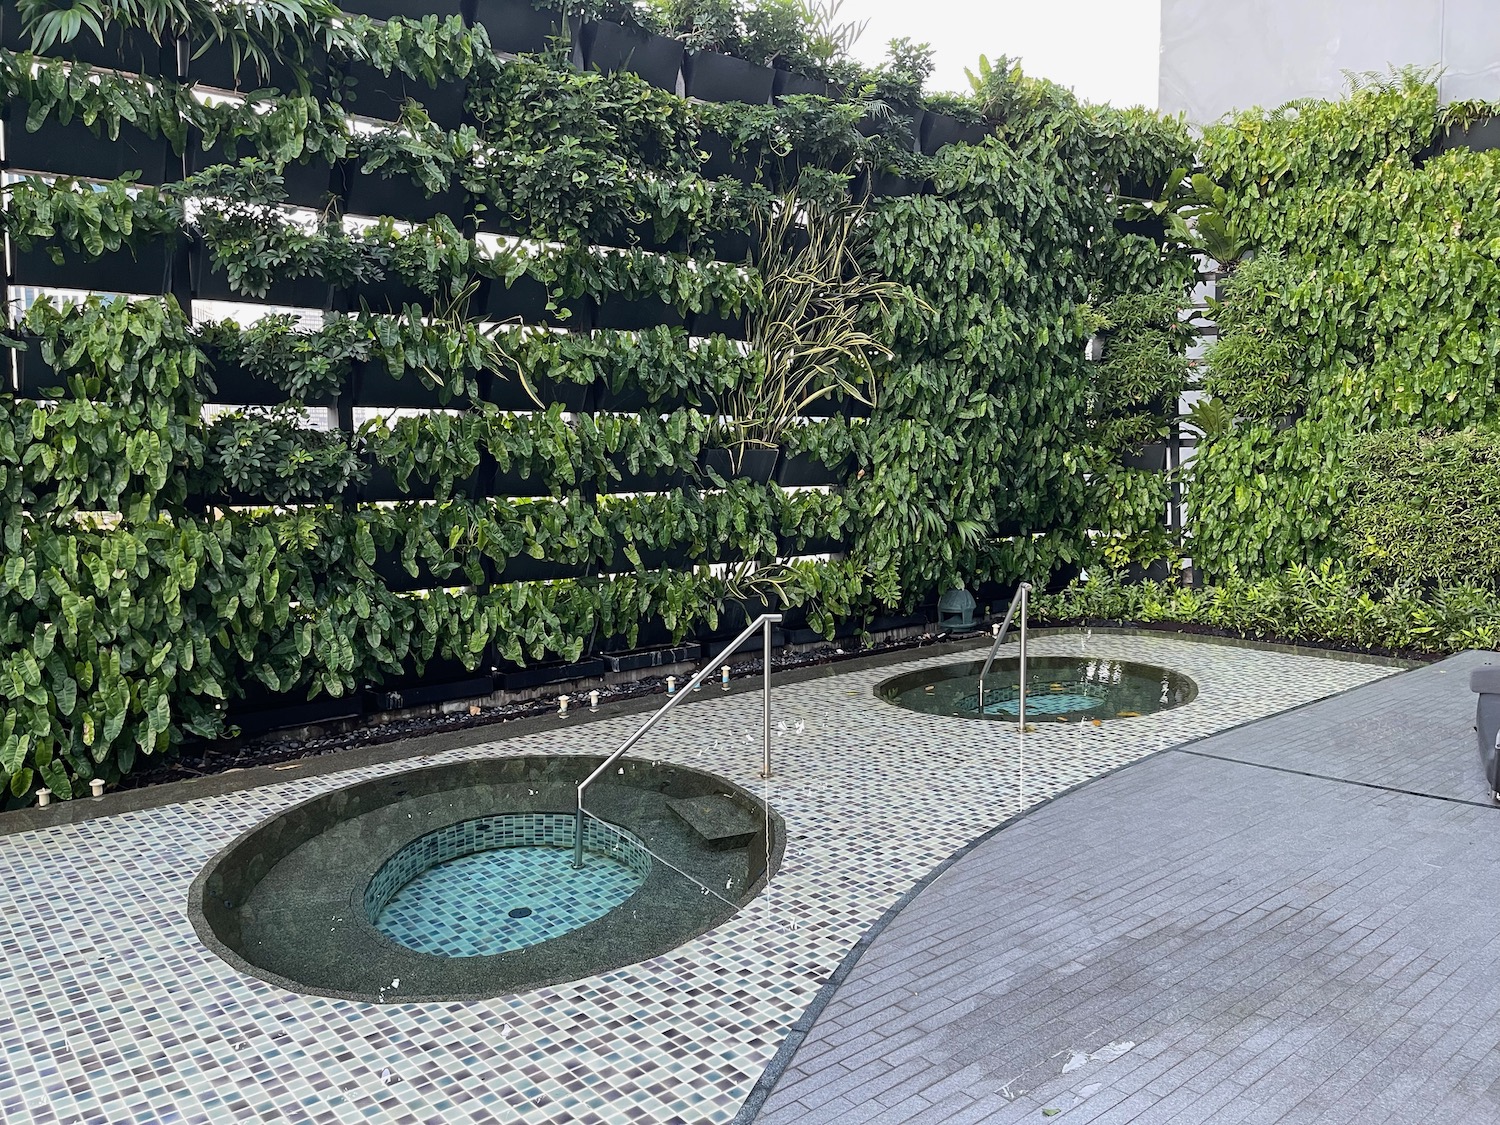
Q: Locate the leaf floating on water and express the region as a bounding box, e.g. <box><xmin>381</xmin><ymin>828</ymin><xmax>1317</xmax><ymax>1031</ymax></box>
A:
<box><xmin>1043</xmin><ymin>1110</ymin><xmax>1060</xmax><ymax>1118</ymax></box>
<box><xmin>1116</xmin><ymin>710</ymin><xmax>1140</xmax><ymax>717</ymax></box>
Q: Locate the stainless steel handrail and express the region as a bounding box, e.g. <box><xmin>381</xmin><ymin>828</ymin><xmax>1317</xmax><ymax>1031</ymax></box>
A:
<box><xmin>977</xmin><ymin>581</ymin><xmax>1031</xmax><ymax>725</ymax></box>
<box><xmin>573</xmin><ymin>612</ymin><xmax>784</xmax><ymax>868</ymax></box>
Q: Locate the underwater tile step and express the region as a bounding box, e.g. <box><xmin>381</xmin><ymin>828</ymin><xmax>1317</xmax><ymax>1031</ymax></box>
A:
<box><xmin>666</xmin><ymin>795</ymin><xmax>760</xmax><ymax>850</ymax></box>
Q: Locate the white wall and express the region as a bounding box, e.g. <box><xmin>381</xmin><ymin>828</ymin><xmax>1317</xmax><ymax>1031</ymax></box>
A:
<box><xmin>1159</xmin><ymin>0</ymin><xmax>1500</xmax><ymax>125</ymax></box>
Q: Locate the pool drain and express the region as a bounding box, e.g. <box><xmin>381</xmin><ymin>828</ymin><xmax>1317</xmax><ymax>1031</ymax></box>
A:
<box><xmin>508</xmin><ymin>907</ymin><xmax>533</xmax><ymax>919</ymax></box>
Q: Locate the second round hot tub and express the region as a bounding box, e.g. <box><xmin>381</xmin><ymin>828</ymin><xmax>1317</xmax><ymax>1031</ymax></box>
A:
<box><xmin>879</xmin><ymin>656</ymin><xmax>1198</xmax><ymax>722</ymax></box>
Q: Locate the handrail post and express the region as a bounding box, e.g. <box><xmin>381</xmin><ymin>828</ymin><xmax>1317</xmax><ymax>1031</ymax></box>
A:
<box><xmin>977</xmin><ymin>581</ymin><xmax>1031</xmax><ymax>714</ymax></box>
<box><xmin>761</xmin><ymin>615</ymin><xmax>773</xmax><ymax>778</ymax></box>
<box><xmin>574</xmin><ymin>611</ymin><xmax>782</xmax><ymax>868</ymax></box>
<box><xmin>1018</xmin><ymin>583</ymin><xmax>1028</xmax><ymax>729</ymax></box>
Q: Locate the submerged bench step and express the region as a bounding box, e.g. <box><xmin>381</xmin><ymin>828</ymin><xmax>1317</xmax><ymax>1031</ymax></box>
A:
<box><xmin>666</xmin><ymin>794</ymin><xmax>761</xmax><ymax>850</ymax></box>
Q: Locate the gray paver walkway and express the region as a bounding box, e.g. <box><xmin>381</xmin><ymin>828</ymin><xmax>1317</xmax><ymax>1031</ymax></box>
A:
<box><xmin>756</xmin><ymin>651</ymin><xmax>1500</xmax><ymax>1125</ymax></box>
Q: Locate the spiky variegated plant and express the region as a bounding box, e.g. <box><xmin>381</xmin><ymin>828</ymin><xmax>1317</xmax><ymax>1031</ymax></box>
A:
<box><xmin>721</xmin><ymin>191</ymin><xmax>900</xmax><ymax>463</ymax></box>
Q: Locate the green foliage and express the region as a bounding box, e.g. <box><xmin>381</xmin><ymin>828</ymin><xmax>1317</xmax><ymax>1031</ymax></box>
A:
<box><xmin>1037</xmin><ymin>564</ymin><xmax>1500</xmax><ymax>655</ymax></box>
<box><xmin>198</xmin><ymin>407</ymin><xmax>364</xmax><ymax>504</ymax></box>
<box><xmin>0</xmin><ymin>1</ymin><xmax>1194</xmax><ymax>803</ymax></box>
<box><xmin>1337</xmin><ymin>428</ymin><xmax>1500</xmax><ymax>590</ymax></box>
<box><xmin>1191</xmin><ymin>70</ymin><xmax>1500</xmax><ymax>577</ymax></box>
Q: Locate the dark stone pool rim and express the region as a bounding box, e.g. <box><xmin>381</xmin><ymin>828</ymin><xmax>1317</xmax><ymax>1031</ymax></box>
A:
<box><xmin>876</xmin><ymin>656</ymin><xmax>1200</xmax><ymax>722</ymax></box>
<box><xmin>189</xmin><ymin>754</ymin><xmax>783</xmax><ymax>1002</ymax></box>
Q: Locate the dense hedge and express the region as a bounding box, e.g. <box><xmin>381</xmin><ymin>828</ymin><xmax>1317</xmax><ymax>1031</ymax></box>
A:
<box><xmin>1338</xmin><ymin>427</ymin><xmax>1500</xmax><ymax>590</ymax></box>
<box><xmin>1038</xmin><ymin>566</ymin><xmax>1500</xmax><ymax>656</ymax></box>
<box><xmin>0</xmin><ymin>7</ymin><xmax>1191</xmax><ymax>799</ymax></box>
<box><xmin>1190</xmin><ymin>72</ymin><xmax>1500</xmax><ymax>579</ymax></box>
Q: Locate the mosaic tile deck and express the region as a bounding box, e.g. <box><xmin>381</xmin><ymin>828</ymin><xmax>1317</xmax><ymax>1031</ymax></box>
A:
<box><xmin>0</xmin><ymin>634</ymin><xmax>1395</xmax><ymax>1124</ymax></box>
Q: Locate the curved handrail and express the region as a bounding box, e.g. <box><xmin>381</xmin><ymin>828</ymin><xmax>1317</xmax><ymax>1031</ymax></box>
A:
<box><xmin>977</xmin><ymin>582</ymin><xmax>1031</xmax><ymax>723</ymax></box>
<box><xmin>574</xmin><ymin>612</ymin><xmax>783</xmax><ymax>867</ymax></box>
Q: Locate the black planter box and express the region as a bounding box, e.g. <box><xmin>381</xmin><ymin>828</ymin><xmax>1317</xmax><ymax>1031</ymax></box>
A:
<box><xmin>697</xmin><ymin>130</ymin><xmax>761</xmax><ymax>180</ymax></box>
<box><xmin>592</xmin><ymin>217</ymin><xmax>690</xmax><ymax>256</ymax></box>
<box><xmin>12</xmin><ymin>238</ymin><xmax>179</xmax><ymax>296</ymax></box>
<box><xmin>339</xmin><ymin>275</ymin><xmax>452</xmax><ymax>316</ymax></box>
<box><xmin>1438</xmin><ymin>117</ymin><xmax>1500</xmax><ymax>154</ymax></box>
<box><xmin>689</xmin><ymin>306</ymin><xmax>748</xmax><ymax>340</ymax></box>
<box><xmin>4</xmin><ymin>110</ymin><xmax>175</xmax><ymax>184</ymax></box>
<box><xmin>187</xmin><ymin>132</ymin><xmax>337</xmax><ymax>209</ymax></box>
<box><xmin>1114</xmin><ymin>214</ymin><xmax>1167</xmax><ymax>242</ymax></box>
<box><xmin>580</xmin><ymin>20</ymin><xmax>683</xmax><ymax>91</ymax></box>
<box><xmin>343</xmin><ymin>160</ymin><xmax>465</xmax><ymax>225</ymax></box>
<box><xmin>866</xmin><ymin>612</ymin><xmax>926</xmax><ymax>634</ymax></box>
<box><xmin>776</xmin><ymin>533</ymin><xmax>845</xmax><ymax>557</ymax></box>
<box><xmin>493</xmin><ymin>657</ymin><xmax>606</xmax><ymax>692</ymax></box>
<box><xmin>593</xmin><ymin>383</ymin><xmax>691</xmax><ymax>413</ymax></box>
<box><xmin>920</xmin><ymin>111</ymin><xmax>990</xmax><ymax>154</ymax></box>
<box><xmin>1116</xmin><ymin>173</ymin><xmax>1170</xmax><ymax>201</ymax></box>
<box><xmin>373</xmin><ymin>547</ymin><xmax>441</xmax><ymax>591</ymax></box>
<box><xmin>793</xmin><ymin>393</ymin><xmax>871</xmax><ymax>419</ymax></box>
<box><xmin>706</xmin><ymin>227</ymin><xmax>753</xmax><ymax>263</ymax></box>
<box><xmin>351</xmin><ymin>360</ymin><xmax>472</xmax><ymax>408</ymax></box>
<box><xmin>764</xmin><ymin>149</ymin><xmax>804</xmax><ymax>191</ymax></box>
<box><xmin>337</xmin><ymin>63</ymin><xmax>468</xmax><ymax>130</ymax></box>
<box><xmin>858</xmin><ymin>104</ymin><xmax>921</xmax><ymax>152</ymax></box>
<box><xmin>479</xmin><ymin>275</ymin><xmax>593</xmax><ymax>329</ymax></box>
<box><xmin>230</xmin><ymin>693</ymin><xmax>363</xmax><ymax>735</ymax></box>
<box><xmin>772</xmin><ymin>69</ymin><xmax>836</xmax><ymax>100</ymax></box>
<box><xmin>470</xmin><ymin>0</ymin><xmax>578</xmax><ymax>57</ymax></box>
<box><xmin>493</xmin><ymin>554</ymin><xmax>588</xmax><ymax>583</ymax></box>
<box><xmin>486</xmin><ymin>373</ymin><xmax>596</xmax><ymax>412</ymax></box>
<box><xmin>855</xmin><ymin>169</ymin><xmax>932</xmax><ymax>199</ymax></box>
<box><xmin>593</xmin><ymin>293</ymin><xmax>686</xmax><ymax>332</ymax></box>
<box><xmin>785</xmin><ymin>622</ymin><xmax>854</xmax><ymax>646</ymax></box>
<box><xmin>774</xmin><ymin>451</ymin><xmax>848</xmax><ymax>488</ymax></box>
<box><xmin>341</xmin><ymin>0</ymin><xmax>469</xmax><ymax>20</ymax></box>
<box><xmin>698</xmin><ymin>447</ymin><xmax>778</xmax><ymax>485</ymax></box>
<box><xmin>595</xmin><ymin>615</ymin><xmax>676</xmax><ymax>654</ymax></box>
<box><xmin>184</xmin><ymin>37</ymin><xmax>331</xmax><ymax>96</ymax></box>
<box><xmin>699</xmin><ymin>625</ymin><xmax>785</xmax><ymax>659</ymax></box>
<box><xmin>201</xmin><ymin>349</ymin><xmax>338</xmax><ymax>406</ymax></box>
<box><xmin>1122</xmin><ymin>559</ymin><xmax>1172</xmax><ymax>584</ymax></box>
<box><xmin>682</xmin><ymin>51</ymin><xmax>775</xmax><ymax>104</ymax></box>
<box><xmin>360</xmin><ymin>461</ymin><xmax>485</xmax><ymax>503</ymax></box>
<box><xmin>601</xmin><ymin>463</ymin><xmax>690</xmax><ymax>493</ymax></box>
<box><xmin>1044</xmin><ymin>561</ymin><xmax>1082</xmax><ymax>594</ymax></box>
<box><xmin>0</xmin><ymin>15</ymin><xmax>174</xmax><ymax>77</ymax></box>
<box><xmin>1121</xmin><ymin>442</ymin><xmax>1167</xmax><ymax>472</ymax></box>
<box><xmin>597</xmin><ymin>538</ymin><xmax>675</xmax><ymax>575</ymax></box>
<box><xmin>370</xmin><ymin>546</ymin><xmax>478</xmax><ymax>592</ymax></box>
<box><xmin>191</xmin><ymin>245</ymin><xmax>333</xmax><ymax>309</ymax></box>
<box><xmin>488</xmin><ymin>462</ymin><xmax>557</xmax><ymax>498</ymax></box>
<box><xmin>11</xmin><ymin>335</ymin><xmax>58</xmax><ymax>398</ymax></box>
<box><xmin>370</xmin><ymin>674</ymin><xmax>491</xmax><ymax>711</ymax></box>
<box><xmin>601</xmin><ymin>642</ymin><xmax>700</xmax><ymax>673</ymax></box>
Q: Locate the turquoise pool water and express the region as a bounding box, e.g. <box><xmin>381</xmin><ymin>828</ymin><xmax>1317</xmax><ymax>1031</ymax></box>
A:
<box><xmin>879</xmin><ymin>656</ymin><xmax>1198</xmax><ymax>722</ymax></box>
<box><xmin>368</xmin><ymin>812</ymin><xmax>651</xmax><ymax>958</ymax></box>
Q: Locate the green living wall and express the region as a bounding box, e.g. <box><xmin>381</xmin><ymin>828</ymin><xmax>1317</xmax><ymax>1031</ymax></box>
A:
<box><xmin>1189</xmin><ymin>72</ymin><xmax>1500</xmax><ymax>579</ymax></box>
<box><xmin>0</xmin><ymin>3</ymin><xmax>1188</xmax><ymax>799</ymax></box>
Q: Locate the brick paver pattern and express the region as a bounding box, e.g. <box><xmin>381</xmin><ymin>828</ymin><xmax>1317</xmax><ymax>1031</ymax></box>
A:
<box><xmin>757</xmin><ymin>650</ymin><xmax>1500</xmax><ymax>1125</ymax></box>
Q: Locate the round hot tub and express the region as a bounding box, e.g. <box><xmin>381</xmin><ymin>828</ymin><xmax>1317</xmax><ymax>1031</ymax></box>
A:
<box><xmin>879</xmin><ymin>656</ymin><xmax>1198</xmax><ymax>722</ymax></box>
<box><xmin>190</xmin><ymin>755</ymin><xmax>782</xmax><ymax>1002</ymax></box>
